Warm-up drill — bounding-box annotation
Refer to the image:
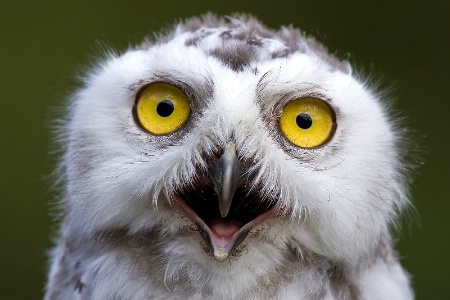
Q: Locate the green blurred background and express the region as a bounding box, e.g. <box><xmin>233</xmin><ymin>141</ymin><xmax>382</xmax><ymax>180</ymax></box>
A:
<box><xmin>1</xmin><ymin>1</ymin><xmax>449</xmax><ymax>299</ymax></box>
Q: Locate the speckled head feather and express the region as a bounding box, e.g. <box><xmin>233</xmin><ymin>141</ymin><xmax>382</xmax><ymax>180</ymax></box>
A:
<box><xmin>46</xmin><ymin>14</ymin><xmax>414</xmax><ymax>299</ymax></box>
<box><xmin>141</xmin><ymin>14</ymin><xmax>350</xmax><ymax>73</ymax></box>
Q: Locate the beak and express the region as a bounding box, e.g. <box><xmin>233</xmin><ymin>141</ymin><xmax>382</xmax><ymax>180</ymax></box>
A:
<box><xmin>175</xmin><ymin>140</ymin><xmax>274</xmax><ymax>262</ymax></box>
<box><xmin>210</xmin><ymin>142</ymin><xmax>243</xmax><ymax>218</ymax></box>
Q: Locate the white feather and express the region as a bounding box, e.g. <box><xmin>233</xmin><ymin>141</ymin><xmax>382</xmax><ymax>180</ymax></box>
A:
<box><xmin>46</xmin><ymin>14</ymin><xmax>414</xmax><ymax>299</ymax></box>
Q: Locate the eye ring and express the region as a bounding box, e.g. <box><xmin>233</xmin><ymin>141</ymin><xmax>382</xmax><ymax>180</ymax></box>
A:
<box><xmin>133</xmin><ymin>82</ymin><xmax>191</xmax><ymax>135</ymax></box>
<box><xmin>279</xmin><ymin>97</ymin><xmax>336</xmax><ymax>148</ymax></box>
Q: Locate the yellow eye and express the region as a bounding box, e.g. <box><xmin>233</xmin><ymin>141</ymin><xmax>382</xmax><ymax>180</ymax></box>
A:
<box><xmin>134</xmin><ymin>83</ymin><xmax>190</xmax><ymax>135</ymax></box>
<box><xmin>279</xmin><ymin>98</ymin><xmax>335</xmax><ymax>148</ymax></box>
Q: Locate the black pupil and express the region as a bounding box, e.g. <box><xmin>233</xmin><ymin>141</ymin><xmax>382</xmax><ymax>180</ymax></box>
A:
<box><xmin>296</xmin><ymin>113</ymin><xmax>313</xmax><ymax>129</ymax></box>
<box><xmin>156</xmin><ymin>100</ymin><xmax>175</xmax><ymax>117</ymax></box>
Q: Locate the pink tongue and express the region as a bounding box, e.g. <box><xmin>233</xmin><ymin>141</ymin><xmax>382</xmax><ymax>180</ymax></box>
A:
<box><xmin>209</xmin><ymin>219</ymin><xmax>242</xmax><ymax>238</ymax></box>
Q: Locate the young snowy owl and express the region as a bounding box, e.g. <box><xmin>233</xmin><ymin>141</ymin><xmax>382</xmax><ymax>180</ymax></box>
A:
<box><xmin>45</xmin><ymin>14</ymin><xmax>414</xmax><ymax>299</ymax></box>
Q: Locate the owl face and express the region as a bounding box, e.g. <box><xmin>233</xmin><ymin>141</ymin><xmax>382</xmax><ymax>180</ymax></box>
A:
<box><xmin>63</xmin><ymin>15</ymin><xmax>407</xmax><ymax>268</ymax></box>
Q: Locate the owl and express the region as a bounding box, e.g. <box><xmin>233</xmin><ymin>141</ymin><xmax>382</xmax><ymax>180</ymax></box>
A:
<box><xmin>45</xmin><ymin>14</ymin><xmax>414</xmax><ymax>299</ymax></box>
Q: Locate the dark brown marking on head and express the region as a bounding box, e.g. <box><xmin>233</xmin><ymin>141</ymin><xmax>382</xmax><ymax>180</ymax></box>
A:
<box><xmin>247</xmin><ymin>37</ymin><xmax>263</xmax><ymax>47</ymax></box>
<box><xmin>219</xmin><ymin>30</ymin><xmax>232</xmax><ymax>39</ymax></box>
<box><xmin>185</xmin><ymin>36</ymin><xmax>200</xmax><ymax>46</ymax></box>
<box><xmin>209</xmin><ymin>43</ymin><xmax>256</xmax><ymax>72</ymax></box>
<box><xmin>138</xmin><ymin>13</ymin><xmax>350</xmax><ymax>73</ymax></box>
<box><xmin>184</xmin><ymin>28</ymin><xmax>214</xmax><ymax>47</ymax></box>
<box><xmin>271</xmin><ymin>49</ymin><xmax>291</xmax><ymax>59</ymax></box>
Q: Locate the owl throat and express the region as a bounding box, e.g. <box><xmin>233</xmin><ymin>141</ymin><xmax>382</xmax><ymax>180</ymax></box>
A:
<box><xmin>175</xmin><ymin>142</ymin><xmax>276</xmax><ymax>262</ymax></box>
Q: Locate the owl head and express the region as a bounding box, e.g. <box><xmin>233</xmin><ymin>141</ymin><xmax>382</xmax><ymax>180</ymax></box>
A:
<box><xmin>59</xmin><ymin>14</ymin><xmax>410</xmax><ymax>277</ymax></box>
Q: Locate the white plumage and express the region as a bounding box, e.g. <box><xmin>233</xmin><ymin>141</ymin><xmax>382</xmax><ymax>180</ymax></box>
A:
<box><xmin>46</xmin><ymin>14</ymin><xmax>414</xmax><ymax>299</ymax></box>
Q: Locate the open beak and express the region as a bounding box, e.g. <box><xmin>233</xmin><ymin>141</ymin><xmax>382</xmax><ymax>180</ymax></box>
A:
<box><xmin>175</xmin><ymin>141</ymin><xmax>276</xmax><ymax>262</ymax></box>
